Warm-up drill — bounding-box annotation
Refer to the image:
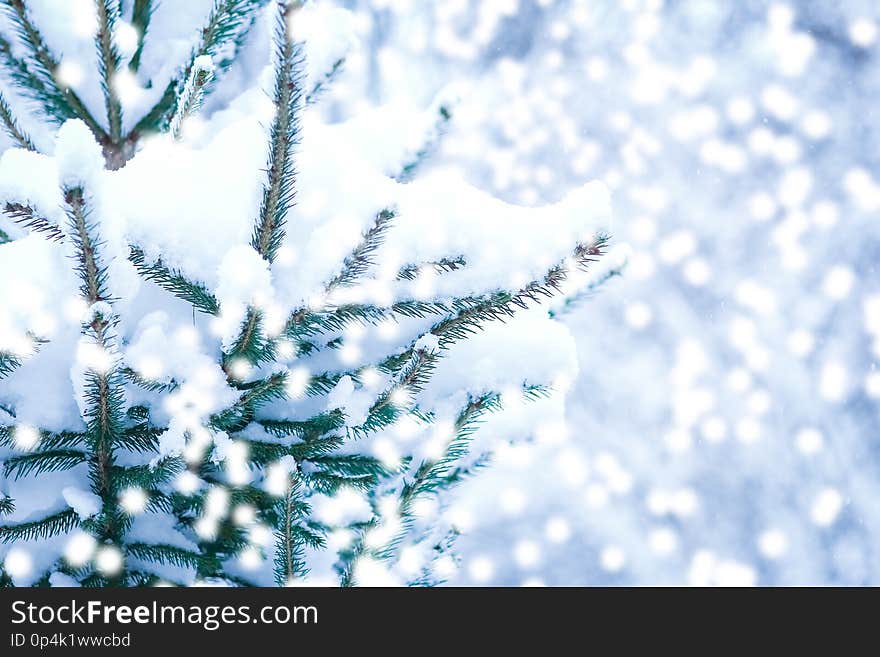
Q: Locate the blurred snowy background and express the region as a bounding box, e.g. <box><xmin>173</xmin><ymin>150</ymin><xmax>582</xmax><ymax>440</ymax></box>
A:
<box><xmin>329</xmin><ymin>0</ymin><xmax>880</xmax><ymax>586</ymax></box>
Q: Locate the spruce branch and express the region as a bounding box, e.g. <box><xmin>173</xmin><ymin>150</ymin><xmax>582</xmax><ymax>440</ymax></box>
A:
<box><xmin>64</xmin><ymin>187</ymin><xmax>109</xmax><ymax>303</ymax></box>
<box><xmin>273</xmin><ymin>472</ymin><xmax>311</xmax><ymax>584</ymax></box>
<box><xmin>169</xmin><ymin>55</ymin><xmax>214</xmax><ymax>140</ymax></box>
<box><xmin>397</xmin><ymin>256</ymin><xmax>466</xmax><ymax>280</ymax></box>
<box><xmin>382</xmin><ymin>395</ymin><xmax>498</xmax><ymax>561</ymax></box>
<box><xmin>223</xmin><ymin>308</ymin><xmax>272</xmax><ymax>369</ymax></box>
<box><xmin>326</xmin><ymin>209</ymin><xmax>394</xmax><ymax>292</ymax></box>
<box><xmin>128</xmin><ymin>246</ymin><xmax>220</xmax><ymax>315</ymax></box>
<box><xmin>242</xmin><ymin>433</ymin><xmax>345</xmax><ymax>466</ymax></box>
<box><xmin>0</xmin><ymin>334</ymin><xmax>45</xmax><ymax>380</ymax></box>
<box><xmin>341</xmin><ymin>393</ymin><xmax>505</xmax><ymax>582</ymax></box>
<box><xmin>251</xmin><ymin>0</ymin><xmax>303</xmax><ymax>263</ymax></box>
<box><xmin>128</xmin><ymin>0</ymin><xmax>153</xmax><ymax>72</ymax></box>
<box><xmin>0</xmin><ymin>496</ymin><xmax>14</xmax><ymax>516</ymax></box>
<box><xmin>305</xmin><ymin>57</ymin><xmax>344</xmax><ymax>106</ymax></box>
<box><xmin>64</xmin><ymin>184</ymin><xmax>127</xmax><ymax>549</ymax></box>
<box><xmin>95</xmin><ymin>0</ymin><xmax>124</xmax><ymax>145</ymax></box>
<box><xmin>3</xmin><ymin>449</ymin><xmax>88</xmax><ymax>480</ymax></box>
<box><xmin>4</xmin><ymin>203</ymin><xmax>221</xmax><ymax>317</ymax></box>
<box><xmin>2</xmin><ymin>201</ymin><xmax>64</xmax><ymax>240</ymax></box>
<box><xmin>353</xmin><ymin>236</ymin><xmax>609</xmax><ymax>436</ymax></box>
<box><xmin>122</xmin><ymin>366</ymin><xmax>180</xmax><ymax>394</ymax></box>
<box><xmin>0</xmin><ymin>426</ymin><xmax>85</xmax><ymax>450</ymax></box>
<box><xmin>549</xmin><ymin>258</ymin><xmax>626</xmax><ymax>318</ymax></box>
<box><xmin>281</xmin><ymin>299</ymin><xmax>450</xmax><ymax>345</ymax></box>
<box><xmin>127</xmin><ymin>542</ymin><xmax>213</xmax><ymax>571</ymax></box>
<box><xmin>396</xmin><ymin>101</ymin><xmax>454</xmax><ymax>182</ymax></box>
<box><xmin>1</xmin><ymin>0</ymin><xmax>107</xmax><ymax>138</ymax></box>
<box><xmin>403</xmin><ymin>393</ymin><xmax>501</xmax><ymax>501</ymax></box>
<box><xmin>258</xmin><ymin>412</ymin><xmax>345</xmax><ymax>439</ymax></box>
<box><xmin>428</xmin><ymin>235</ymin><xmax>610</xmax><ymax>349</ymax></box>
<box><xmin>230</xmin><ymin>10</ymin><xmax>310</xmax><ymax>371</ymax></box>
<box><xmin>0</xmin><ymin>508</ymin><xmax>80</xmax><ymax>543</ymax></box>
<box><xmin>0</xmin><ymin>352</ymin><xmax>21</xmax><ymax>379</ymax></box>
<box><xmin>115</xmin><ymin>424</ymin><xmax>163</xmax><ymax>453</ymax></box>
<box><xmin>108</xmin><ymin>458</ymin><xmax>182</xmax><ymax>493</ymax></box>
<box><xmin>0</xmin><ymin>32</ymin><xmax>63</xmax><ymax>121</ymax></box>
<box><xmin>211</xmin><ymin>371</ymin><xmax>288</xmax><ymax>431</ymax></box>
<box><xmin>134</xmin><ymin>0</ymin><xmax>267</xmax><ymax>135</ymax></box>
<box><xmin>0</xmin><ymin>90</ymin><xmax>35</xmax><ymax>149</ymax></box>
<box><xmin>225</xmin><ymin>5</ymin><xmax>309</xmax><ymax>369</ymax></box>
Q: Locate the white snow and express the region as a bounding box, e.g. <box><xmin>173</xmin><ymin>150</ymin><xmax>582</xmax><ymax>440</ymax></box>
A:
<box><xmin>61</xmin><ymin>487</ymin><xmax>102</xmax><ymax>519</ymax></box>
<box><xmin>215</xmin><ymin>245</ymin><xmax>276</xmax><ymax>345</ymax></box>
<box><xmin>54</xmin><ymin>120</ymin><xmax>105</xmax><ymax>189</ymax></box>
<box><xmin>325</xmin><ymin>375</ymin><xmax>355</xmax><ymax>411</ymax></box>
<box><xmin>414</xmin><ymin>334</ymin><xmax>440</xmax><ymax>353</ymax></box>
<box><xmin>289</xmin><ymin>2</ymin><xmax>359</xmax><ymax>90</ymax></box>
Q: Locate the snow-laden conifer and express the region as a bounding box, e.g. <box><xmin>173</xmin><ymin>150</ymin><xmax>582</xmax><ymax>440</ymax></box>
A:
<box><xmin>0</xmin><ymin>0</ymin><xmax>610</xmax><ymax>586</ymax></box>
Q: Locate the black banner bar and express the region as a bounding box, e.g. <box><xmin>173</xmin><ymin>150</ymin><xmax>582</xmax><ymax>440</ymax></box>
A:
<box><xmin>0</xmin><ymin>587</ymin><xmax>873</xmax><ymax>652</ymax></box>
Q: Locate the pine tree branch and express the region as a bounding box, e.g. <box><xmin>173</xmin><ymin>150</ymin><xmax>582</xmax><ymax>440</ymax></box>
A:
<box><xmin>128</xmin><ymin>0</ymin><xmax>153</xmax><ymax>73</ymax></box>
<box><xmin>240</xmin><ymin>433</ymin><xmax>345</xmax><ymax>466</ymax></box>
<box><xmin>0</xmin><ymin>351</ymin><xmax>20</xmax><ymax>379</ymax></box>
<box><xmin>122</xmin><ymin>366</ymin><xmax>180</xmax><ymax>394</ymax></box>
<box><xmin>342</xmin><ymin>393</ymin><xmax>501</xmax><ymax>580</ymax></box>
<box><xmin>223</xmin><ymin>308</ymin><xmax>272</xmax><ymax>369</ymax></box>
<box><xmin>64</xmin><ymin>185</ymin><xmax>126</xmax><ymax>547</ymax></box>
<box><xmin>1</xmin><ymin>0</ymin><xmax>108</xmax><ymax>139</ymax></box>
<box><xmin>4</xmin><ymin>201</ymin><xmax>219</xmax><ymax>316</ymax></box>
<box><xmin>0</xmin><ymin>90</ymin><xmax>35</xmax><ymax>149</ymax></box>
<box><xmin>64</xmin><ymin>188</ymin><xmax>108</xmax><ymax>303</ymax></box>
<box><xmin>308</xmin><ymin>454</ymin><xmax>391</xmax><ymax>479</ymax></box>
<box><xmin>0</xmin><ymin>496</ymin><xmax>14</xmax><ymax>516</ymax></box>
<box><xmin>404</xmin><ymin>393</ymin><xmax>500</xmax><ymax>502</ymax></box>
<box><xmin>211</xmin><ymin>371</ymin><xmax>288</xmax><ymax>431</ymax></box>
<box><xmin>396</xmin><ymin>101</ymin><xmax>454</xmax><ymax>182</ymax></box>
<box><xmin>108</xmin><ymin>457</ymin><xmax>182</xmax><ymax>493</ymax></box>
<box><xmin>116</xmin><ymin>424</ymin><xmax>163</xmax><ymax>453</ymax></box>
<box><xmin>169</xmin><ymin>55</ymin><xmax>213</xmax><ymax>140</ymax></box>
<box><xmin>305</xmin><ymin>57</ymin><xmax>344</xmax><ymax>106</ymax></box>
<box><xmin>397</xmin><ymin>256</ymin><xmax>466</xmax><ymax>280</ymax></box>
<box><xmin>0</xmin><ymin>426</ymin><xmax>85</xmax><ymax>450</ymax></box>
<box><xmin>128</xmin><ymin>246</ymin><xmax>220</xmax><ymax>315</ymax></box>
<box><xmin>549</xmin><ymin>261</ymin><xmax>625</xmax><ymax>318</ymax></box>
<box><xmin>274</xmin><ymin>472</ymin><xmax>316</xmax><ymax>584</ymax></box>
<box><xmin>232</xmin><ymin>14</ymin><xmax>323</xmax><ymax>369</ymax></box>
<box><xmin>353</xmin><ymin>347</ymin><xmax>438</xmax><ymax>436</ymax></box>
<box><xmin>282</xmin><ymin>299</ymin><xmax>450</xmax><ymax>344</ymax></box>
<box><xmin>95</xmin><ymin>0</ymin><xmax>123</xmax><ymax>144</ymax></box>
<box><xmin>3</xmin><ymin>448</ymin><xmax>88</xmax><ymax>480</ymax></box>
<box><xmin>0</xmin><ymin>508</ymin><xmax>80</xmax><ymax>543</ymax></box>
<box><xmin>326</xmin><ymin>209</ymin><xmax>394</xmax><ymax>292</ymax></box>
<box><xmin>353</xmin><ymin>236</ymin><xmax>609</xmax><ymax>436</ymax></box>
<box><xmin>258</xmin><ymin>412</ymin><xmax>344</xmax><ymax>439</ymax></box>
<box><xmin>127</xmin><ymin>542</ymin><xmax>214</xmax><ymax>571</ymax></box>
<box><xmin>0</xmin><ymin>334</ymin><xmax>45</xmax><ymax>380</ymax></box>
<box><xmin>4</xmin><ymin>203</ymin><xmax>221</xmax><ymax>318</ymax></box>
<box><xmin>0</xmin><ymin>32</ymin><xmax>63</xmax><ymax>120</ymax></box>
<box><xmin>133</xmin><ymin>0</ymin><xmax>267</xmax><ymax>135</ymax></box>
<box><xmin>2</xmin><ymin>201</ymin><xmax>64</xmax><ymax>240</ymax></box>
<box><xmin>251</xmin><ymin>0</ymin><xmax>303</xmax><ymax>262</ymax></box>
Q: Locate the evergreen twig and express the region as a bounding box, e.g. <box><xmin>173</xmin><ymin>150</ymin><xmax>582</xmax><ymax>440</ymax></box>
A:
<box><xmin>2</xmin><ymin>0</ymin><xmax>107</xmax><ymax>139</ymax></box>
<box><xmin>0</xmin><ymin>90</ymin><xmax>35</xmax><ymax>149</ymax></box>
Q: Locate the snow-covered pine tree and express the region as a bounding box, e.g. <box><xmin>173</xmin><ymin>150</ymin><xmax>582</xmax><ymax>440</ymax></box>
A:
<box><xmin>0</xmin><ymin>0</ymin><xmax>610</xmax><ymax>586</ymax></box>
